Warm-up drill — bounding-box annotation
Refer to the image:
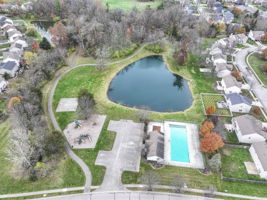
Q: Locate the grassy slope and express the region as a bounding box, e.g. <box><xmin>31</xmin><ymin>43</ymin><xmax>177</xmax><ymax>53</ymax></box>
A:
<box><xmin>248</xmin><ymin>53</ymin><xmax>267</xmax><ymax>86</ymax></box>
<box><xmin>0</xmin><ymin>121</ymin><xmax>85</xmax><ymax>194</ymax></box>
<box><xmin>101</xmin><ymin>0</ymin><xmax>161</xmax><ymax>11</ymax></box>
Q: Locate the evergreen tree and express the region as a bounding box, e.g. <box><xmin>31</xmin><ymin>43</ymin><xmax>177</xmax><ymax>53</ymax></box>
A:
<box><xmin>39</xmin><ymin>37</ymin><xmax>51</xmax><ymax>50</ymax></box>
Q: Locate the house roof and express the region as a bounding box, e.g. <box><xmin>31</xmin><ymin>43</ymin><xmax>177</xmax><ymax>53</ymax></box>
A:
<box><xmin>146</xmin><ymin>131</ymin><xmax>164</xmax><ymax>159</ymax></box>
<box><xmin>233</xmin><ymin>115</ymin><xmax>266</xmax><ymax>137</ymax></box>
<box><xmin>3</xmin><ymin>52</ymin><xmax>20</xmax><ymax>61</ymax></box>
<box><xmin>226</xmin><ymin>93</ymin><xmax>253</xmax><ymax>105</ymax></box>
<box><xmin>222</xmin><ymin>75</ymin><xmax>242</xmax><ymax>88</ymax></box>
<box><xmin>216</xmin><ymin>63</ymin><xmax>233</xmax><ymax>72</ymax></box>
<box><xmin>252</xmin><ymin>141</ymin><xmax>267</xmax><ymax>171</ymax></box>
<box><xmin>0</xmin><ymin>61</ymin><xmax>18</xmax><ymax>71</ymax></box>
<box><xmin>252</xmin><ymin>31</ymin><xmax>265</xmax><ymax>40</ymax></box>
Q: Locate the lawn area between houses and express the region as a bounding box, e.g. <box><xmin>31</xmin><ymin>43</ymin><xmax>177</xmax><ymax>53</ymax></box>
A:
<box><xmin>0</xmin><ymin>120</ymin><xmax>85</xmax><ymax>195</ymax></box>
<box><xmin>248</xmin><ymin>53</ymin><xmax>267</xmax><ymax>86</ymax></box>
<box><xmin>221</xmin><ymin>147</ymin><xmax>264</xmax><ymax>181</ymax></box>
<box><xmin>101</xmin><ymin>0</ymin><xmax>161</xmax><ymax>11</ymax></box>
<box><xmin>201</xmin><ymin>93</ymin><xmax>232</xmax><ymax>116</ymax></box>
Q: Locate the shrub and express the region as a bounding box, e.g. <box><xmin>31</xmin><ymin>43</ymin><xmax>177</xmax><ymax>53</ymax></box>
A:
<box><xmin>252</xmin><ymin>106</ymin><xmax>262</xmax><ymax>116</ymax></box>
<box><xmin>208</xmin><ymin>153</ymin><xmax>221</xmax><ymax>173</ymax></box>
<box><xmin>39</xmin><ymin>37</ymin><xmax>51</xmax><ymax>50</ymax></box>
<box><xmin>145</xmin><ymin>44</ymin><xmax>164</xmax><ymax>54</ymax></box>
<box><xmin>112</xmin><ymin>44</ymin><xmax>139</xmax><ymax>59</ymax></box>
<box><xmin>26</xmin><ymin>27</ymin><xmax>38</xmax><ymax>37</ymax></box>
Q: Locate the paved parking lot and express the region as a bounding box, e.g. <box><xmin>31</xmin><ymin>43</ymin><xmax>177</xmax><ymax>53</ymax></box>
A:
<box><xmin>95</xmin><ymin>120</ymin><xmax>144</xmax><ymax>191</ymax></box>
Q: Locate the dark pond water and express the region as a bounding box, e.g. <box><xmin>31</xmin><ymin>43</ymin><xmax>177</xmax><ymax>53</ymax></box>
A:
<box><xmin>31</xmin><ymin>21</ymin><xmax>54</xmax><ymax>43</ymax></box>
<box><xmin>108</xmin><ymin>56</ymin><xmax>193</xmax><ymax>112</ymax></box>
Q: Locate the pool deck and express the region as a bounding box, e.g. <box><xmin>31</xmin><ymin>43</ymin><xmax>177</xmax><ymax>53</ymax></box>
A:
<box><xmin>148</xmin><ymin>121</ymin><xmax>204</xmax><ymax>169</ymax></box>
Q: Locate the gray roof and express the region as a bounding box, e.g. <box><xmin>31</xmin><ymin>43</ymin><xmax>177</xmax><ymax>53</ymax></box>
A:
<box><xmin>252</xmin><ymin>141</ymin><xmax>267</xmax><ymax>171</ymax></box>
<box><xmin>223</xmin><ymin>75</ymin><xmax>242</xmax><ymax>88</ymax></box>
<box><xmin>216</xmin><ymin>63</ymin><xmax>233</xmax><ymax>72</ymax></box>
<box><xmin>7</xmin><ymin>30</ymin><xmax>21</xmax><ymax>37</ymax></box>
<box><xmin>15</xmin><ymin>43</ymin><xmax>23</xmax><ymax>49</ymax></box>
<box><xmin>226</xmin><ymin>93</ymin><xmax>253</xmax><ymax>105</ymax></box>
<box><xmin>233</xmin><ymin>115</ymin><xmax>266</xmax><ymax>138</ymax></box>
<box><xmin>213</xmin><ymin>53</ymin><xmax>226</xmax><ymax>60</ymax></box>
<box><xmin>3</xmin><ymin>52</ymin><xmax>20</xmax><ymax>61</ymax></box>
<box><xmin>146</xmin><ymin>131</ymin><xmax>164</xmax><ymax>159</ymax></box>
<box><xmin>0</xmin><ymin>61</ymin><xmax>18</xmax><ymax>71</ymax></box>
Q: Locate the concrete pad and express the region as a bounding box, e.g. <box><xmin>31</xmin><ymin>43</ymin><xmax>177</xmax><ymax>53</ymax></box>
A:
<box><xmin>56</xmin><ymin>98</ymin><xmax>78</xmax><ymax>112</ymax></box>
<box><xmin>244</xmin><ymin>161</ymin><xmax>258</xmax><ymax>175</ymax></box>
<box><xmin>95</xmin><ymin>120</ymin><xmax>144</xmax><ymax>191</ymax></box>
<box><xmin>63</xmin><ymin>114</ymin><xmax>106</xmax><ymax>149</ymax></box>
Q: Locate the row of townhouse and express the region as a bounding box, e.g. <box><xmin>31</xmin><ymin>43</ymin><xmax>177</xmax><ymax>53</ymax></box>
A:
<box><xmin>209</xmin><ymin>33</ymin><xmax>267</xmax><ymax>180</ymax></box>
<box><xmin>0</xmin><ymin>16</ymin><xmax>28</xmax><ymax>92</ymax></box>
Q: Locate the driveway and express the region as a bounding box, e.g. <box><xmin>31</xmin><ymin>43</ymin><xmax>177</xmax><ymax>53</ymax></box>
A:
<box><xmin>234</xmin><ymin>46</ymin><xmax>267</xmax><ymax>113</ymax></box>
<box><xmin>95</xmin><ymin>120</ymin><xmax>144</xmax><ymax>191</ymax></box>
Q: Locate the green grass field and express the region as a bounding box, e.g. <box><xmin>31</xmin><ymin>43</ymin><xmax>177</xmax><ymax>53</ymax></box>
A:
<box><xmin>248</xmin><ymin>53</ymin><xmax>267</xmax><ymax>86</ymax></box>
<box><xmin>101</xmin><ymin>0</ymin><xmax>162</xmax><ymax>11</ymax></box>
<box><xmin>221</xmin><ymin>148</ymin><xmax>264</xmax><ymax>181</ymax></box>
<box><xmin>201</xmin><ymin>94</ymin><xmax>231</xmax><ymax>116</ymax></box>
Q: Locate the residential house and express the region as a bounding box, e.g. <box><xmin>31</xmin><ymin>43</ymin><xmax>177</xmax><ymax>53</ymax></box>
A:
<box><xmin>212</xmin><ymin>53</ymin><xmax>227</xmax><ymax>65</ymax></box>
<box><xmin>8</xmin><ymin>30</ymin><xmax>22</xmax><ymax>42</ymax></box>
<box><xmin>9</xmin><ymin>43</ymin><xmax>24</xmax><ymax>55</ymax></box>
<box><xmin>248</xmin><ymin>30</ymin><xmax>265</xmax><ymax>41</ymax></box>
<box><xmin>236</xmin><ymin>5</ymin><xmax>258</xmax><ymax>14</ymax></box>
<box><xmin>145</xmin><ymin>131</ymin><xmax>164</xmax><ymax>164</ymax></box>
<box><xmin>250</xmin><ymin>141</ymin><xmax>267</xmax><ymax>179</ymax></box>
<box><xmin>3</xmin><ymin>52</ymin><xmax>20</xmax><ymax>63</ymax></box>
<box><xmin>14</xmin><ymin>38</ymin><xmax>28</xmax><ymax>48</ymax></box>
<box><xmin>232</xmin><ymin>114</ymin><xmax>267</xmax><ymax>143</ymax></box>
<box><xmin>225</xmin><ymin>93</ymin><xmax>253</xmax><ymax>113</ymax></box>
<box><xmin>215</xmin><ymin>63</ymin><xmax>233</xmax><ymax>78</ymax></box>
<box><xmin>221</xmin><ymin>75</ymin><xmax>242</xmax><ymax>94</ymax></box>
<box><xmin>0</xmin><ymin>61</ymin><xmax>19</xmax><ymax>77</ymax></box>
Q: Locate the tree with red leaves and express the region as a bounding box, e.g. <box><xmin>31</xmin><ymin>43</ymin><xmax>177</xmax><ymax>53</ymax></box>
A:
<box><xmin>49</xmin><ymin>21</ymin><xmax>68</xmax><ymax>47</ymax></box>
<box><xmin>263</xmin><ymin>63</ymin><xmax>267</xmax><ymax>73</ymax></box>
<box><xmin>261</xmin><ymin>33</ymin><xmax>267</xmax><ymax>42</ymax></box>
<box><xmin>231</xmin><ymin>70</ymin><xmax>242</xmax><ymax>81</ymax></box>
<box><xmin>206</xmin><ymin>105</ymin><xmax>216</xmax><ymax>115</ymax></box>
<box><xmin>32</xmin><ymin>41</ymin><xmax>39</xmax><ymax>52</ymax></box>
<box><xmin>200</xmin><ymin>120</ymin><xmax>215</xmax><ymax>136</ymax></box>
<box><xmin>200</xmin><ymin>132</ymin><xmax>224</xmax><ymax>153</ymax></box>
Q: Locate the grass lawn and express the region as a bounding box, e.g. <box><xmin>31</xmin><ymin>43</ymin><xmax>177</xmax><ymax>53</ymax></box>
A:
<box><xmin>0</xmin><ymin>43</ymin><xmax>10</xmax><ymax>49</ymax></box>
<box><xmin>101</xmin><ymin>0</ymin><xmax>162</xmax><ymax>11</ymax></box>
<box><xmin>248</xmin><ymin>53</ymin><xmax>267</xmax><ymax>86</ymax></box>
<box><xmin>0</xmin><ymin>120</ymin><xmax>86</xmax><ymax>194</ymax></box>
<box><xmin>122</xmin><ymin>159</ymin><xmax>267</xmax><ymax>197</ymax></box>
<box><xmin>221</xmin><ymin>148</ymin><xmax>264</xmax><ymax>181</ymax></box>
<box><xmin>225</xmin><ymin>132</ymin><xmax>239</xmax><ymax>144</ymax></box>
<box><xmin>201</xmin><ymin>94</ymin><xmax>232</xmax><ymax>116</ymax></box>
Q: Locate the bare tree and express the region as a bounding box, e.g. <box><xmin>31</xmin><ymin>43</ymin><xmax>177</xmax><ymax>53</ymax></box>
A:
<box><xmin>77</xmin><ymin>89</ymin><xmax>95</xmax><ymax>120</ymax></box>
<box><xmin>96</xmin><ymin>46</ymin><xmax>110</xmax><ymax>71</ymax></box>
<box><xmin>141</xmin><ymin>171</ymin><xmax>161</xmax><ymax>191</ymax></box>
<box><xmin>136</xmin><ymin>106</ymin><xmax>150</xmax><ymax>122</ymax></box>
<box><xmin>172</xmin><ymin>176</ymin><xmax>185</xmax><ymax>193</ymax></box>
<box><xmin>6</xmin><ymin>129</ymin><xmax>35</xmax><ymax>169</ymax></box>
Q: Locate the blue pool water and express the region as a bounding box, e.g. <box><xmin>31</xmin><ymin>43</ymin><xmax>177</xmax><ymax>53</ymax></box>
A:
<box><xmin>170</xmin><ymin>125</ymin><xmax>190</xmax><ymax>163</ymax></box>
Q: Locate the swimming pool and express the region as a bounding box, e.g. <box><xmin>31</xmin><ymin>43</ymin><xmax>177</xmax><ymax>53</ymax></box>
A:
<box><xmin>170</xmin><ymin>125</ymin><xmax>190</xmax><ymax>163</ymax></box>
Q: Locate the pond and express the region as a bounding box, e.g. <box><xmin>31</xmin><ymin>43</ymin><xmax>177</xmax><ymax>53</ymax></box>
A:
<box><xmin>108</xmin><ymin>56</ymin><xmax>193</xmax><ymax>112</ymax></box>
<box><xmin>31</xmin><ymin>21</ymin><xmax>54</xmax><ymax>43</ymax></box>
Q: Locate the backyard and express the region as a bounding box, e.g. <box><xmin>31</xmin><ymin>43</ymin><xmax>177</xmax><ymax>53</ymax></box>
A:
<box><xmin>248</xmin><ymin>53</ymin><xmax>267</xmax><ymax>86</ymax></box>
<box><xmin>201</xmin><ymin>93</ymin><xmax>232</xmax><ymax>116</ymax></box>
<box><xmin>101</xmin><ymin>0</ymin><xmax>162</xmax><ymax>10</ymax></box>
<box><xmin>221</xmin><ymin>147</ymin><xmax>264</xmax><ymax>181</ymax></box>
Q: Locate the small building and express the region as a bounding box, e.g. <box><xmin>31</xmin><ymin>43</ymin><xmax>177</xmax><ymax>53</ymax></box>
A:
<box><xmin>232</xmin><ymin>115</ymin><xmax>267</xmax><ymax>143</ymax></box>
<box><xmin>7</xmin><ymin>30</ymin><xmax>22</xmax><ymax>42</ymax></box>
<box><xmin>9</xmin><ymin>43</ymin><xmax>23</xmax><ymax>55</ymax></box>
<box><xmin>225</xmin><ymin>93</ymin><xmax>253</xmax><ymax>113</ymax></box>
<box><xmin>224</xmin><ymin>11</ymin><xmax>234</xmax><ymax>24</ymax></box>
<box><xmin>249</xmin><ymin>142</ymin><xmax>267</xmax><ymax>179</ymax></box>
<box><xmin>145</xmin><ymin>131</ymin><xmax>164</xmax><ymax>164</ymax></box>
<box><xmin>212</xmin><ymin>53</ymin><xmax>227</xmax><ymax>65</ymax></box>
<box><xmin>221</xmin><ymin>75</ymin><xmax>242</xmax><ymax>94</ymax></box>
<box><xmin>14</xmin><ymin>38</ymin><xmax>28</xmax><ymax>48</ymax></box>
<box><xmin>0</xmin><ymin>61</ymin><xmax>19</xmax><ymax>77</ymax></box>
<box><xmin>248</xmin><ymin>30</ymin><xmax>265</xmax><ymax>41</ymax></box>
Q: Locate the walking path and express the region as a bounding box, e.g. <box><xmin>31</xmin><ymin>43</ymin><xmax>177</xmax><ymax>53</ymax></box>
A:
<box><xmin>47</xmin><ymin>41</ymin><xmax>160</xmax><ymax>193</ymax></box>
<box><xmin>234</xmin><ymin>46</ymin><xmax>267</xmax><ymax>113</ymax></box>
